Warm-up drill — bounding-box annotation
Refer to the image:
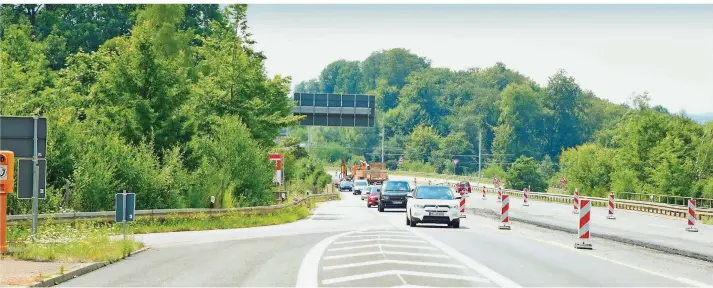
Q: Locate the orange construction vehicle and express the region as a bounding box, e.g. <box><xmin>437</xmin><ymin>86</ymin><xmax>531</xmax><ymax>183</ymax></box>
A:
<box><xmin>352</xmin><ymin>161</ymin><xmax>369</xmax><ymax>181</ymax></box>
<box><xmin>367</xmin><ymin>162</ymin><xmax>389</xmax><ymax>185</ymax></box>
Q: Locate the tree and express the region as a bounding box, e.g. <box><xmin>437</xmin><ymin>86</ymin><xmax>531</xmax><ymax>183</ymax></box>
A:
<box><xmin>405</xmin><ymin>125</ymin><xmax>441</xmax><ymax>163</ymax></box>
<box><xmin>558</xmin><ymin>144</ymin><xmax>614</xmax><ymax>197</ymax></box>
<box><xmin>543</xmin><ymin>70</ymin><xmax>587</xmax><ymax>158</ymax></box>
<box><xmin>506</xmin><ymin>156</ymin><xmax>546</xmax><ymax>191</ymax></box>
<box><xmin>492</xmin><ymin>83</ymin><xmax>549</xmax><ymax>159</ymax></box>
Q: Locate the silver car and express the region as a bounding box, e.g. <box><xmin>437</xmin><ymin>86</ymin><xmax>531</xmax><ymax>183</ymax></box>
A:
<box><xmin>361</xmin><ymin>185</ymin><xmax>381</xmax><ymax>200</ymax></box>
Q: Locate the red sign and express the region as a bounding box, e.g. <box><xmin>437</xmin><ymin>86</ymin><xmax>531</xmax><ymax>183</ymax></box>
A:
<box><xmin>268</xmin><ymin>153</ymin><xmax>283</xmax><ymax>185</ymax></box>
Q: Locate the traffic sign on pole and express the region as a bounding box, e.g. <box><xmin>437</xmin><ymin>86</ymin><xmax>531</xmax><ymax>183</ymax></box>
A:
<box><xmin>115</xmin><ymin>192</ymin><xmax>136</xmax><ymax>223</ymax></box>
<box><xmin>17</xmin><ymin>159</ymin><xmax>46</xmax><ymax>199</ymax></box>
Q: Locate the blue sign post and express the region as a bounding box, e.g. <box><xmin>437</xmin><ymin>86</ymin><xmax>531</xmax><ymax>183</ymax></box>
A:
<box><xmin>115</xmin><ymin>190</ymin><xmax>136</xmax><ymax>239</ymax></box>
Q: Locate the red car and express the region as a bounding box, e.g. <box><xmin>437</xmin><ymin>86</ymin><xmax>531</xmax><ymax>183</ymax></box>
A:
<box><xmin>367</xmin><ymin>186</ymin><xmax>380</xmax><ymax>208</ymax></box>
<box><xmin>456</xmin><ymin>181</ymin><xmax>471</xmax><ymax>193</ymax></box>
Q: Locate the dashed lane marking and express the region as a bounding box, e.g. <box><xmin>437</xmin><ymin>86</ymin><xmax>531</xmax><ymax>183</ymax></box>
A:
<box><xmin>321</xmin><ymin>270</ymin><xmax>489</xmax><ymax>285</ymax></box>
<box><xmin>323</xmin><ymin>251</ymin><xmax>450</xmax><ymax>260</ymax></box>
<box><xmin>333</xmin><ymin>238</ymin><xmax>426</xmax><ymax>244</ymax></box>
<box><xmin>322</xmin><ymin>259</ymin><xmax>467</xmax><ymax>271</ymax></box>
<box><xmin>328</xmin><ymin>244</ymin><xmax>437</xmax><ymax>252</ymax></box>
<box><xmin>343</xmin><ymin>234</ymin><xmax>419</xmax><ymax>239</ymax></box>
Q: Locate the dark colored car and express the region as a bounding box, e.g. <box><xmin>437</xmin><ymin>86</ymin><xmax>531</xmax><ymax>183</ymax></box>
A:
<box><xmin>456</xmin><ymin>181</ymin><xmax>471</xmax><ymax>194</ymax></box>
<box><xmin>339</xmin><ymin>181</ymin><xmax>353</xmax><ymax>192</ymax></box>
<box><xmin>378</xmin><ymin>180</ymin><xmax>411</xmax><ymax>212</ymax></box>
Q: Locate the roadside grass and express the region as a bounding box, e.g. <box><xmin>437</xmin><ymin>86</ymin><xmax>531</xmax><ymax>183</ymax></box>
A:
<box><xmin>703</xmin><ymin>217</ymin><xmax>713</xmax><ymax>225</ymax></box>
<box><xmin>7</xmin><ymin>196</ymin><xmax>333</xmax><ymax>262</ymax></box>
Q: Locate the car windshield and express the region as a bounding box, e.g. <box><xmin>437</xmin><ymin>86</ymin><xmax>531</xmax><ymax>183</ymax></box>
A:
<box><xmin>414</xmin><ymin>186</ymin><xmax>454</xmax><ymax>200</ymax></box>
<box><xmin>340</xmin><ymin>181</ymin><xmax>351</xmax><ymax>186</ymax></box>
<box><xmin>383</xmin><ymin>181</ymin><xmax>410</xmax><ymax>193</ymax></box>
<box><xmin>355</xmin><ymin>181</ymin><xmax>368</xmax><ymax>186</ymax></box>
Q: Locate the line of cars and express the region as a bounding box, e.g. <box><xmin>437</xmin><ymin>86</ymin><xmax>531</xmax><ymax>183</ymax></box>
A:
<box><xmin>339</xmin><ymin>178</ymin><xmax>463</xmax><ymax>229</ymax></box>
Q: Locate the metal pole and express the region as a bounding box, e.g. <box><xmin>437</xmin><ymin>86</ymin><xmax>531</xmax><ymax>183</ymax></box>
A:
<box><xmin>31</xmin><ymin>116</ymin><xmax>39</xmax><ymax>237</ymax></box>
<box><xmin>307</xmin><ymin>126</ymin><xmax>311</xmax><ymax>153</ymax></box>
<box><xmin>381</xmin><ymin>126</ymin><xmax>385</xmax><ymax>162</ymax></box>
<box><xmin>478</xmin><ymin>130</ymin><xmax>482</xmax><ymax>185</ymax></box>
<box><xmin>122</xmin><ymin>189</ymin><xmax>127</xmax><ymax>239</ymax></box>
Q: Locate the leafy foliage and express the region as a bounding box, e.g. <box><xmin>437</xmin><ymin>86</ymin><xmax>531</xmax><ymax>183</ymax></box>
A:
<box><xmin>2</xmin><ymin>4</ymin><xmax>299</xmax><ymax>214</ymax></box>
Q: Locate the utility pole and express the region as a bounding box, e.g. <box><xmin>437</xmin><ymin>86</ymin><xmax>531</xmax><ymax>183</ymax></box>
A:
<box><xmin>307</xmin><ymin>126</ymin><xmax>311</xmax><ymax>153</ymax></box>
<box><xmin>478</xmin><ymin>130</ymin><xmax>482</xmax><ymax>184</ymax></box>
<box><xmin>381</xmin><ymin>126</ymin><xmax>385</xmax><ymax>162</ymax></box>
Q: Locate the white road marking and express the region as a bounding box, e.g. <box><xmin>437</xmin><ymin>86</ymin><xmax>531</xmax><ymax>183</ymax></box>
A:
<box><xmin>295</xmin><ymin>230</ymin><xmax>354</xmax><ymax>287</ymax></box>
<box><xmin>648</xmin><ymin>224</ymin><xmax>672</xmax><ymax>228</ymax></box>
<box><xmin>321</xmin><ymin>270</ymin><xmax>489</xmax><ymax>285</ymax></box>
<box><xmin>396</xmin><ymin>273</ymin><xmax>408</xmax><ymax>285</ymax></box>
<box><xmin>391</xmin><ymin>285</ymin><xmax>433</xmax><ymax>288</ymax></box>
<box><xmin>323</xmin><ymin>251</ymin><xmax>450</xmax><ymax>260</ymax></box>
<box><xmin>333</xmin><ymin>238</ymin><xmax>426</xmax><ymax>244</ymax></box>
<box><xmin>409</xmin><ymin>229</ymin><xmax>522</xmax><ymax>288</ymax></box>
<box><xmin>344</xmin><ymin>233</ymin><xmax>418</xmax><ymax>238</ymax></box>
<box><xmin>328</xmin><ymin>244</ymin><xmax>437</xmax><ymax>252</ymax></box>
<box><xmin>464</xmin><ymin>217</ymin><xmax>711</xmax><ymax>288</ymax></box>
<box><xmin>537</xmin><ymin>239</ymin><xmax>713</xmax><ymax>288</ymax></box>
<box><xmin>322</xmin><ymin>259</ymin><xmax>466</xmax><ymax>270</ymax></box>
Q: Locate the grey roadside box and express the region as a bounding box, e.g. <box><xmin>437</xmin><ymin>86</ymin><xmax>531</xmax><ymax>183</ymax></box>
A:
<box><xmin>115</xmin><ymin>193</ymin><xmax>136</xmax><ymax>223</ymax></box>
<box><xmin>0</xmin><ymin>116</ymin><xmax>47</xmax><ymax>158</ymax></box>
<box><xmin>17</xmin><ymin>159</ymin><xmax>47</xmax><ymax>199</ymax></box>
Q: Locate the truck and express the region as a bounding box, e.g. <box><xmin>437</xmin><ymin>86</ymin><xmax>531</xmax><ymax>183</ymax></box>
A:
<box><xmin>367</xmin><ymin>162</ymin><xmax>389</xmax><ymax>185</ymax></box>
<box><xmin>352</xmin><ymin>161</ymin><xmax>369</xmax><ymax>181</ymax></box>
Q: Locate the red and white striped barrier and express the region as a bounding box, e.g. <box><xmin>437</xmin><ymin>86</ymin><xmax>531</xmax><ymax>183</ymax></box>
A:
<box><xmin>687</xmin><ymin>199</ymin><xmax>698</xmax><ymax>232</ymax></box>
<box><xmin>523</xmin><ymin>188</ymin><xmax>529</xmax><ymax>207</ymax></box>
<box><xmin>572</xmin><ymin>189</ymin><xmax>580</xmax><ymax>214</ymax></box>
<box><xmin>607</xmin><ymin>193</ymin><xmax>616</xmax><ymax>220</ymax></box>
<box><xmin>459</xmin><ymin>191</ymin><xmax>466</xmax><ymax>218</ymax></box>
<box><xmin>575</xmin><ymin>199</ymin><xmax>592</xmax><ymax>249</ymax></box>
<box><xmin>482</xmin><ymin>186</ymin><xmax>487</xmax><ymax>200</ymax></box>
<box><xmin>499</xmin><ymin>194</ymin><xmax>511</xmax><ymax>230</ymax></box>
<box><xmin>497</xmin><ymin>187</ymin><xmax>502</xmax><ymax>203</ymax></box>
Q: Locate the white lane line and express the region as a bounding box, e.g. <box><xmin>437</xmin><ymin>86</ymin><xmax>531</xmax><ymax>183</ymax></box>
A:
<box><xmin>322</xmin><ymin>259</ymin><xmax>466</xmax><ymax>270</ymax></box>
<box><xmin>333</xmin><ymin>238</ymin><xmax>426</xmax><ymax>244</ymax></box>
<box><xmin>323</xmin><ymin>251</ymin><xmax>450</xmax><ymax>260</ymax></box>
<box><xmin>344</xmin><ymin>234</ymin><xmax>418</xmax><ymax>238</ymax></box>
<box><xmin>295</xmin><ymin>230</ymin><xmax>354</xmax><ymax>287</ymax></box>
<box><xmin>409</xmin><ymin>229</ymin><xmax>522</xmax><ymax>288</ymax></box>
<box><xmin>391</xmin><ymin>285</ymin><xmax>433</xmax><ymax>288</ymax></box>
<box><xmin>322</xmin><ymin>270</ymin><xmax>489</xmax><ymax>285</ymax></box>
<box><xmin>537</xmin><ymin>239</ymin><xmax>713</xmax><ymax>288</ymax></box>
<box><xmin>355</xmin><ymin>230</ymin><xmax>412</xmax><ymax>234</ymax></box>
<box><xmin>328</xmin><ymin>244</ymin><xmax>437</xmax><ymax>252</ymax></box>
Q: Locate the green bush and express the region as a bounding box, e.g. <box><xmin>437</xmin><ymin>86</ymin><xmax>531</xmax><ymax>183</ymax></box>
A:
<box><xmin>398</xmin><ymin>160</ymin><xmax>436</xmax><ymax>173</ymax></box>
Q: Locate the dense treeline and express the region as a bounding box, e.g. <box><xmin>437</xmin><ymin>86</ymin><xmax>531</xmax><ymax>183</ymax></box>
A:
<box><xmin>1</xmin><ymin>4</ymin><xmax>329</xmax><ymax>214</ymax></box>
<box><xmin>295</xmin><ymin>48</ymin><xmax>713</xmax><ymax>198</ymax></box>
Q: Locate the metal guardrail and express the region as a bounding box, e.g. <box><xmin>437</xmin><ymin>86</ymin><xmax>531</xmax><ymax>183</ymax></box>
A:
<box><xmin>7</xmin><ymin>193</ymin><xmax>338</xmax><ymax>223</ymax></box>
<box><xmin>485</xmin><ymin>188</ymin><xmax>713</xmax><ymax>220</ymax></box>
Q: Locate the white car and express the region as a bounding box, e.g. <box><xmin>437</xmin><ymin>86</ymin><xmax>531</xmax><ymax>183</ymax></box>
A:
<box><xmin>361</xmin><ymin>185</ymin><xmax>381</xmax><ymax>200</ymax></box>
<box><xmin>353</xmin><ymin>180</ymin><xmax>369</xmax><ymax>195</ymax></box>
<box><xmin>406</xmin><ymin>185</ymin><xmax>462</xmax><ymax>228</ymax></box>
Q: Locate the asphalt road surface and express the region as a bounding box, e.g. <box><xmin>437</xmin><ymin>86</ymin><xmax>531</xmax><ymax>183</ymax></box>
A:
<box><xmin>61</xmin><ymin>189</ymin><xmax>713</xmax><ymax>287</ymax></box>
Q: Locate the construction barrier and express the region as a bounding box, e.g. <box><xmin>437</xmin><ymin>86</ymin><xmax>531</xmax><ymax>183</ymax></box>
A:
<box><xmin>499</xmin><ymin>194</ymin><xmax>510</xmax><ymax>230</ymax></box>
<box><xmin>497</xmin><ymin>187</ymin><xmax>502</xmax><ymax>203</ymax></box>
<box><xmin>523</xmin><ymin>188</ymin><xmax>529</xmax><ymax>207</ymax></box>
<box><xmin>482</xmin><ymin>186</ymin><xmax>487</xmax><ymax>200</ymax></box>
<box><xmin>575</xmin><ymin>199</ymin><xmax>592</xmax><ymax>249</ymax></box>
<box><xmin>687</xmin><ymin>199</ymin><xmax>698</xmax><ymax>232</ymax></box>
<box><xmin>607</xmin><ymin>193</ymin><xmax>616</xmax><ymax>220</ymax></box>
<box><xmin>459</xmin><ymin>191</ymin><xmax>466</xmax><ymax>218</ymax></box>
<box><xmin>573</xmin><ymin>189</ymin><xmax>580</xmax><ymax>214</ymax></box>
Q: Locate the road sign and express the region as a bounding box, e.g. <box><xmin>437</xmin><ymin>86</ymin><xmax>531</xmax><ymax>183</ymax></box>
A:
<box><xmin>0</xmin><ymin>165</ymin><xmax>6</xmax><ymax>181</ymax></box>
<box><xmin>292</xmin><ymin>93</ymin><xmax>376</xmax><ymax>127</ymax></box>
<box><xmin>0</xmin><ymin>116</ymin><xmax>47</xmax><ymax>158</ymax></box>
<box><xmin>115</xmin><ymin>192</ymin><xmax>136</xmax><ymax>222</ymax></box>
<box><xmin>269</xmin><ymin>153</ymin><xmax>283</xmax><ymax>185</ymax></box>
<box><xmin>452</xmin><ymin>159</ymin><xmax>459</xmax><ymax>165</ymax></box>
<box><xmin>17</xmin><ymin>159</ymin><xmax>46</xmax><ymax>199</ymax></box>
<box><xmin>398</xmin><ymin>156</ymin><xmax>404</xmax><ymax>165</ymax></box>
<box><xmin>560</xmin><ymin>176</ymin><xmax>567</xmax><ymax>186</ymax></box>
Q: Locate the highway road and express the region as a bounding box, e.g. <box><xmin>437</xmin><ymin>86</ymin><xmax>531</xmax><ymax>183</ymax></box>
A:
<box><xmin>60</xmin><ymin>187</ymin><xmax>712</xmax><ymax>287</ymax></box>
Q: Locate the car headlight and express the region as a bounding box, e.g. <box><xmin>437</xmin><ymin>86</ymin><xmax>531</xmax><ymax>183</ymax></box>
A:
<box><xmin>382</xmin><ymin>195</ymin><xmax>389</xmax><ymax>200</ymax></box>
<box><xmin>414</xmin><ymin>204</ymin><xmax>426</xmax><ymax>209</ymax></box>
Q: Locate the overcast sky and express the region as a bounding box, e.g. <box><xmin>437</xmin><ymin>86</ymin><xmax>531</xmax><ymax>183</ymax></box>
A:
<box><xmin>246</xmin><ymin>5</ymin><xmax>713</xmax><ymax>114</ymax></box>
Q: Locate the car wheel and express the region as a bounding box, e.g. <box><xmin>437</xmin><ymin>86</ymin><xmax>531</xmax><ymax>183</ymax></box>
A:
<box><xmin>451</xmin><ymin>219</ymin><xmax>460</xmax><ymax>228</ymax></box>
<box><xmin>406</xmin><ymin>214</ymin><xmax>411</xmax><ymax>225</ymax></box>
<box><xmin>378</xmin><ymin>204</ymin><xmax>384</xmax><ymax>212</ymax></box>
<box><xmin>409</xmin><ymin>216</ymin><xmax>417</xmax><ymax>227</ymax></box>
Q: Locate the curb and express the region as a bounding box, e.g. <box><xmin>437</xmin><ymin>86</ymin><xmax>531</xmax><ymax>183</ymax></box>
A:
<box><xmin>466</xmin><ymin>208</ymin><xmax>713</xmax><ymax>263</ymax></box>
<box><xmin>30</xmin><ymin>246</ymin><xmax>151</xmax><ymax>287</ymax></box>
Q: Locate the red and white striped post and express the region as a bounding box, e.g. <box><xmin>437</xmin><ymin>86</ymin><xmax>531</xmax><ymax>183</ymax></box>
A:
<box><xmin>482</xmin><ymin>186</ymin><xmax>487</xmax><ymax>200</ymax></box>
<box><xmin>572</xmin><ymin>189</ymin><xmax>580</xmax><ymax>214</ymax></box>
<box><xmin>523</xmin><ymin>187</ymin><xmax>530</xmax><ymax>207</ymax></box>
<box><xmin>575</xmin><ymin>199</ymin><xmax>592</xmax><ymax>249</ymax></box>
<box><xmin>459</xmin><ymin>191</ymin><xmax>466</xmax><ymax>218</ymax></box>
<box><xmin>607</xmin><ymin>193</ymin><xmax>616</xmax><ymax>220</ymax></box>
<box><xmin>499</xmin><ymin>194</ymin><xmax>511</xmax><ymax>230</ymax></box>
<box><xmin>497</xmin><ymin>187</ymin><xmax>502</xmax><ymax>203</ymax></box>
<box><xmin>687</xmin><ymin>199</ymin><xmax>698</xmax><ymax>232</ymax></box>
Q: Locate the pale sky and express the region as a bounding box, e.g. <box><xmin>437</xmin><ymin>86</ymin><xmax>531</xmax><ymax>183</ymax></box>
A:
<box><xmin>246</xmin><ymin>5</ymin><xmax>713</xmax><ymax>114</ymax></box>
